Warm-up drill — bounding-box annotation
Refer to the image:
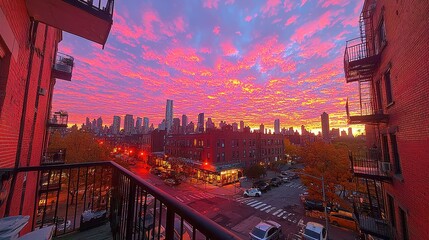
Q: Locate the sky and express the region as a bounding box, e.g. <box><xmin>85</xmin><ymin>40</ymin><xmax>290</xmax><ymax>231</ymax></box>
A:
<box><xmin>53</xmin><ymin>0</ymin><xmax>365</xmax><ymax>134</ymax></box>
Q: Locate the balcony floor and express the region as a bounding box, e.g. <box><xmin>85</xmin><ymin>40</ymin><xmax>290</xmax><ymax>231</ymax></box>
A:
<box><xmin>54</xmin><ymin>223</ymin><xmax>112</xmax><ymax>240</ymax></box>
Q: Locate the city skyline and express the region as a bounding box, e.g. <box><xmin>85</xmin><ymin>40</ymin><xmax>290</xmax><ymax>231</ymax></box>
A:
<box><xmin>52</xmin><ymin>0</ymin><xmax>365</xmax><ymax>132</ymax></box>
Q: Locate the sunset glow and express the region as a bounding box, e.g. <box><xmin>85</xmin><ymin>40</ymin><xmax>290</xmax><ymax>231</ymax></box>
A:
<box><xmin>53</xmin><ymin>0</ymin><xmax>364</xmax><ymax>133</ymax></box>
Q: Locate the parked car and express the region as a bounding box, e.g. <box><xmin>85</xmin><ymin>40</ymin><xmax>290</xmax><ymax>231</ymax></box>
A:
<box><xmin>278</xmin><ymin>175</ymin><xmax>290</xmax><ymax>183</ymax></box>
<box><xmin>249</xmin><ymin>220</ymin><xmax>283</xmax><ymax>240</ymax></box>
<box><xmin>304</xmin><ymin>200</ymin><xmax>330</xmax><ymax>212</ymax></box>
<box><xmin>164</xmin><ymin>178</ymin><xmax>181</xmax><ymax>186</ymax></box>
<box><xmin>329</xmin><ymin>211</ymin><xmax>358</xmax><ymax>231</ymax></box>
<box><xmin>243</xmin><ymin>188</ymin><xmax>262</xmax><ymax>197</ymax></box>
<box><xmin>253</xmin><ymin>180</ymin><xmax>271</xmax><ymax>192</ymax></box>
<box><xmin>302</xmin><ymin>222</ymin><xmax>327</xmax><ymax>240</ymax></box>
<box><xmin>269</xmin><ymin>177</ymin><xmax>282</xmax><ymax>187</ymax></box>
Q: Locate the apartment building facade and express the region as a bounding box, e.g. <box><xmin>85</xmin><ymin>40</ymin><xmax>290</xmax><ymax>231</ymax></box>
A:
<box><xmin>344</xmin><ymin>0</ymin><xmax>429</xmax><ymax>239</ymax></box>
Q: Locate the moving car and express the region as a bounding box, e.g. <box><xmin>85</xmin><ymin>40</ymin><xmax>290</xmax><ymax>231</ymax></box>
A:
<box><xmin>269</xmin><ymin>177</ymin><xmax>282</xmax><ymax>187</ymax></box>
<box><xmin>164</xmin><ymin>178</ymin><xmax>181</xmax><ymax>186</ymax></box>
<box><xmin>303</xmin><ymin>200</ymin><xmax>330</xmax><ymax>212</ymax></box>
<box><xmin>243</xmin><ymin>188</ymin><xmax>262</xmax><ymax>197</ymax></box>
<box><xmin>249</xmin><ymin>220</ymin><xmax>283</xmax><ymax>240</ymax></box>
<box><xmin>302</xmin><ymin>222</ymin><xmax>327</xmax><ymax>240</ymax></box>
<box><xmin>253</xmin><ymin>180</ymin><xmax>271</xmax><ymax>192</ymax></box>
<box><xmin>329</xmin><ymin>211</ymin><xmax>358</xmax><ymax>231</ymax></box>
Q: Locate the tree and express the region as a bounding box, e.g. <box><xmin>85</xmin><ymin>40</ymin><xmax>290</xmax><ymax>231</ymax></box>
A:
<box><xmin>298</xmin><ymin>141</ymin><xmax>353</xmax><ymax>209</ymax></box>
<box><xmin>244</xmin><ymin>164</ymin><xmax>266</xmax><ymax>179</ymax></box>
<box><xmin>284</xmin><ymin>139</ymin><xmax>299</xmax><ymax>159</ymax></box>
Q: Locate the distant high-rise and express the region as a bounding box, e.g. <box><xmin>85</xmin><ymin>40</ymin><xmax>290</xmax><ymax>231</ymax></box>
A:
<box><xmin>158</xmin><ymin>119</ymin><xmax>166</xmax><ymax>131</ymax></box>
<box><xmin>182</xmin><ymin>115</ymin><xmax>188</xmax><ymax>134</ymax></box>
<box><xmin>240</xmin><ymin>121</ymin><xmax>244</xmax><ymax>132</ymax></box>
<box><xmin>348</xmin><ymin>127</ymin><xmax>353</xmax><ymax>137</ymax></box>
<box><xmin>86</xmin><ymin>117</ymin><xmax>91</xmax><ymax>130</ymax></box>
<box><xmin>124</xmin><ymin>114</ymin><xmax>134</xmax><ymax>135</ymax></box>
<box><xmin>331</xmin><ymin>128</ymin><xmax>340</xmax><ymax>138</ymax></box>
<box><xmin>143</xmin><ymin>117</ymin><xmax>149</xmax><ymax>133</ymax></box>
<box><xmin>96</xmin><ymin>117</ymin><xmax>103</xmax><ymax>133</ymax></box>
<box><xmin>232</xmin><ymin>122</ymin><xmax>238</xmax><ymax>132</ymax></box>
<box><xmin>187</xmin><ymin>121</ymin><xmax>195</xmax><ymax>133</ymax></box>
<box><xmin>219</xmin><ymin>121</ymin><xmax>227</xmax><ymax>129</ymax></box>
<box><xmin>112</xmin><ymin>116</ymin><xmax>121</xmax><ymax>135</ymax></box>
<box><xmin>91</xmin><ymin>119</ymin><xmax>97</xmax><ymax>130</ymax></box>
<box><xmin>260</xmin><ymin>123</ymin><xmax>265</xmax><ymax>134</ymax></box>
<box><xmin>206</xmin><ymin>118</ymin><xmax>215</xmax><ymax>130</ymax></box>
<box><xmin>172</xmin><ymin>118</ymin><xmax>180</xmax><ymax>134</ymax></box>
<box><xmin>197</xmin><ymin>113</ymin><xmax>204</xmax><ymax>133</ymax></box>
<box><xmin>301</xmin><ymin>125</ymin><xmax>306</xmax><ymax>135</ymax></box>
<box><xmin>321</xmin><ymin>112</ymin><xmax>330</xmax><ymax>140</ymax></box>
<box><xmin>165</xmin><ymin>99</ymin><xmax>173</xmax><ymax>132</ymax></box>
<box><xmin>274</xmin><ymin>119</ymin><xmax>280</xmax><ymax>134</ymax></box>
<box><xmin>136</xmin><ymin>117</ymin><xmax>142</xmax><ymax>133</ymax></box>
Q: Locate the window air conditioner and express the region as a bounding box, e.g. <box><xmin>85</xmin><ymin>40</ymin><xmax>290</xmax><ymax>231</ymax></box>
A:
<box><xmin>38</xmin><ymin>87</ymin><xmax>46</xmax><ymax>96</ymax></box>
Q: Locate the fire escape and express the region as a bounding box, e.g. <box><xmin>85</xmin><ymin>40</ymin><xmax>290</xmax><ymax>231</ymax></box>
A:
<box><xmin>344</xmin><ymin>9</ymin><xmax>393</xmax><ymax>240</ymax></box>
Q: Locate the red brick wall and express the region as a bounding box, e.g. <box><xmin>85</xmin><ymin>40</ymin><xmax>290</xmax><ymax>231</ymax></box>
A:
<box><xmin>365</xmin><ymin>0</ymin><xmax>429</xmax><ymax>239</ymax></box>
<box><xmin>0</xmin><ymin>0</ymin><xmax>61</xmax><ymax>233</ymax></box>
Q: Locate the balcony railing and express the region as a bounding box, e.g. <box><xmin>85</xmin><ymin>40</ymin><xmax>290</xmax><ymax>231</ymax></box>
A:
<box><xmin>25</xmin><ymin>0</ymin><xmax>114</xmax><ymax>46</ymax></box>
<box><xmin>5</xmin><ymin>161</ymin><xmax>240</xmax><ymax>239</ymax></box>
<box><xmin>356</xmin><ymin>215</ymin><xmax>393</xmax><ymax>239</ymax></box>
<box><xmin>346</xmin><ymin>98</ymin><xmax>388</xmax><ymax>124</ymax></box>
<box><xmin>42</xmin><ymin>149</ymin><xmax>66</xmax><ymax>165</ymax></box>
<box><xmin>52</xmin><ymin>53</ymin><xmax>74</xmax><ymax>81</ymax></box>
<box><xmin>344</xmin><ymin>38</ymin><xmax>379</xmax><ymax>83</ymax></box>
<box><xmin>349</xmin><ymin>149</ymin><xmax>392</xmax><ymax>181</ymax></box>
<box><xmin>48</xmin><ymin>111</ymin><xmax>68</xmax><ymax>128</ymax></box>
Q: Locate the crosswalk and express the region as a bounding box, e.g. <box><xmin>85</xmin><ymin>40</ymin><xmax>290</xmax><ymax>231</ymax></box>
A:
<box><xmin>283</xmin><ymin>182</ymin><xmax>307</xmax><ymax>190</ymax></box>
<box><xmin>175</xmin><ymin>193</ymin><xmax>216</xmax><ymax>203</ymax></box>
<box><xmin>234</xmin><ymin>197</ymin><xmax>302</xmax><ymax>224</ymax></box>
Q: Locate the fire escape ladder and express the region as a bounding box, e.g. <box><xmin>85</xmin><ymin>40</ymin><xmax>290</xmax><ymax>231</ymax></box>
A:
<box><xmin>358</xmin><ymin>80</ymin><xmax>373</xmax><ymax>115</ymax></box>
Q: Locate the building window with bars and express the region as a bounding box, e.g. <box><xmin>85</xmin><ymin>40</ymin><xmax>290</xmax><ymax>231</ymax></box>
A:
<box><xmin>399</xmin><ymin>207</ymin><xmax>409</xmax><ymax>240</ymax></box>
<box><xmin>384</xmin><ymin>69</ymin><xmax>393</xmax><ymax>105</ymax></box>
<box><xmin>390</xmin><ymin>134</ymin><xmax>402</xmax><ymax>174</ymax></box>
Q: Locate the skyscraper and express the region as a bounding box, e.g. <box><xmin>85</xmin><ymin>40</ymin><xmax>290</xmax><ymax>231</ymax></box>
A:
<box><xmin>143</xmin><ymin>117</ymin><xmax>149</xmax><ymax>133</ymax></box>
<box><xmin>348</xmin><ymin>127</ymin><xmax>353</xmax><ymax>138</ymax></box>
<box><xmin>182</xmin><ymin>115</ymin><xmax>188</xmax><ymax>134</ymax></box>
<box><xmin>86</xmin><ymin>117</ymin><xmax>91</xmax><ymax>130</ymax></box>
<box><xmin>321</xmin><ymin>112</ymin><xmax>329</xmax><ymax>140</ymax></box>
<box><xmin>165</xmin><ymin>99</ymin><xmax>173</xmax><ymax>132</ymax></box>
<box><xmin>112</xmin><ymin>116</ymin><xmax>121</xmax><ymax>135</ymax></box>
<box><xmin>172</xmin><ymin>118</ymin><xmax>180</xmax><ymax>134</ymax></box>
<box><xmin>274</xmin><ymin>119</ymin><xmax>280</xmax><ymax>134</ymax></box>
<box><xmin>197</xmin><ymin>113</ymin><xmax>204</xmax><ymax>133</ymax></box>
<box><xmin>240</xmin><ymin>121</ymin><xmax>244</xmax><ymax>132</ymax></box>
<box><xmin>231</xmin><ymin>122</ymin><xmax>238</xmax><ymax>132</ymax></box>
<box><xmin>124</xmin><ymin>114</ymin><xmax>134</xmax><ymax>135</ymax></box>
<box><xmin>136</xmin><ymin>117</ymin><xmax>142</xmax><ymax>133</ymax></box>
<box><xmin>260</xmin><ymin>123</ymin><xmax>265</xmax><ymax>134</ymax></box>
<box><xmin>96</xmin><ymin>117</ymin><xmax>103</xmax><ymax>133</ymax></box>
<box><xmin>206</xmin><ymin>118</ymin><xmax>215</xmax><ymax>130</ymax></box>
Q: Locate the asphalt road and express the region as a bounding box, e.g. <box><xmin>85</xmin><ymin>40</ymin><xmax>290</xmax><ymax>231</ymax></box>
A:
<box><xmin>131</xmin><ymin>164</ymin><xmax>358</xmax><ymax>240</ymax></box>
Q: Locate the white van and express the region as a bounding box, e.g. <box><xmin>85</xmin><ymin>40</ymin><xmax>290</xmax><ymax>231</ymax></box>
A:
<box><xmin>302</xmin><ymin>222</ymin><xmax>327</xmax><ymax>240</ymax></box>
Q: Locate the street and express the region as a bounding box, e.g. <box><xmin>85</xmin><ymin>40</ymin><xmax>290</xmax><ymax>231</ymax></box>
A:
<box><xmin>131</xmin><ymin>163</ymin><xmax>358</xmax><ymax>240</ymax></box>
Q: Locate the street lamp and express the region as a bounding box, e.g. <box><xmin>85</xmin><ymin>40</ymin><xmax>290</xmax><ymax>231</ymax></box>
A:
<box><xmin>298</xmin><ymin>172</ymin><xmax>329</xmax><ymax>236</ymax></box>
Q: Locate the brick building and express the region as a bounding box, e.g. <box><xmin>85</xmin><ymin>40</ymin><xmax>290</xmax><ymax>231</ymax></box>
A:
<box><xmin>344</xmin><ymin>0</ymin><xmax>429</xmax><ymax>239</ymax></box>
<box><xmin>0</xmin><ymin>0</ymin><xmax>113</xmax><ymax>233</ymax></box>
<box><xmin>164</xmin><ymin>126</ymin><xmax>285</xmax><ymax>186</ymax></box>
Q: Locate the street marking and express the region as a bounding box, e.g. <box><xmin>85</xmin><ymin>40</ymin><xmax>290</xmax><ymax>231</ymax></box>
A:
<box><xmin>277</xmin><ymin>211</ymin><xmax>286</xmax><ymax>217</ymax></box>
<box><xmin>176</xmin><ymin>197</ymin><xmax>184</xmax><ymax>202</ymax></box>
<box><xmin>260</xmin><ymin>205</ymin><xmax>271</xmax><ymax>211</ymax></box>
<box><xmin>250</xmin><ymin>202</ymin><xmax>263</xmax><ymax>207</ymax></box>
<box><xmin>189</xmin><ymin>195</ymin><xmax>201</xmax><ymax>199</ymax></box>
<box><xmin>266</xmin><ymin>207</ymin><xmax>276</xmax><ymax>213</ymax></box>
<box><xmin>183</xmin><ymin>196</ymin><xmax>190</xmax><ymax>201</ymax></box>
<box><xmin>272</xmin><ymin>209</ymin><xmax>282</xmax><ymax>215</ymax></box>
<box><xmin>246</xmin><ymin>200</ymin><xmax>258</xmax><ymax>205</ymax></box>
<box><xmin>240</xmin><ymin>199</ymin><xmax>254</xmax><ymax>203</ymax></box>
<box><xmin>254</xmin><ymin>203</ymin><xmax>267</xmax><ymax>209</ymax></box>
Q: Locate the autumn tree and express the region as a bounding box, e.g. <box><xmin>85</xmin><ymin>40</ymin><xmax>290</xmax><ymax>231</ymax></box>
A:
<box><xmin>244</xmin><ymin>164</ymin><xmax>266</xmax><ymax>179</ymax></box>
<box><xmin>298</xmin><ymin>141</ymin><xmax>353</xmax><ymax>209</ymax></box>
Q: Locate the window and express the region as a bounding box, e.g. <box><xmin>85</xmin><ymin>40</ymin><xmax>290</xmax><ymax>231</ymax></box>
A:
<box><xmin>382</xmin><ymin>134</ymin><xmax>390</xmax><ymax>163</ymax></box>
<box><xmin>399</xmin><ymin>207</ymin><xmax>409</xmax><ymax>240</ymax></box>
<box><xmin>0</xmin><ymin>47</ymin><xmax>12</xmax><ymax>113</ymax></box>
<box><xmin>390</xmin><ymin>134</ymin><xmax>401</xmax><ymax>174</ymax></box>
<box><xmin>384</xmin><ymin>69</ymin><xmax>393</xmax><ymax>105</ymax></box>
<box><xmin>376</xmin><ymin>79</ymin><xmax>383</xmax><ymax>110</ymax></box>
<box><xmin>387</xmin><ymin>194</ymin><xmax>396</xmax><ymax>227</ymax></box>
<box><xmin>221</xmin><ymin>152</ymin><xmax>225</xmax><ymax>161</ymax></box>
<box><xmin>376</xmin><ymin>17</ymin><xmax>387</xmax><ymax>53</ymax></box>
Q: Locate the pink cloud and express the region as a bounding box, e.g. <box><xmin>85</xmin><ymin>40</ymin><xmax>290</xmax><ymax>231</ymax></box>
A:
<box><xmin>283</xmin><ymin>1</ymin><xmax>294</xmax><ymax>12</ymax></box>
<box><xmin>173</xmin><ymin>17</ymin><xmax>186</xmax><ymax>32</ymax></box>
<box><xmin>285</xmin><ymin>15</ymin><xmax>299</xmax><ymax>26</ymax></box>
<box><xmin>301</xmin><ymin>0</ymin><xmax>308</xmax><ymax>6</ymax></box>
<box><xmin>203</xmin><ymin>0</ymin><xmax>219</xmax><ymax>9</ymax></box>
<box><xmin>299</xmin><ymin>37</ymin><xmax>335</xmax><ymax>59</ymax></box>
<box><xmin>225</xmin><ymin>0</ymin><xmax>235</xmax><ymax>4</ymax></box>
<box><xmin>220</xmin><ymin>41</ymin><xmax>238</xmax><ymax>56</ymax></box>
<box><xmin>245</xmin><ymin>15</ymin><xmax>253</xmax><ymax>22</ymax></box>
<box><xmin>213</xmin><ymin>26</ymin><xmax>221</xmax><ymax>35</ymax></box>
<box><xmin>261</xmin><ymin>0</ymin><xmax>282</xmax><ymax>17</ymax></box>
<box><xmin>319</xmin><ymin>0</ymin><xmax>350</xmax><ymax>8</ymax></box>
<box><xmin>291</xmin><ymin>10</ymin><xmax>343</xmax><ymax>42</ymax></box>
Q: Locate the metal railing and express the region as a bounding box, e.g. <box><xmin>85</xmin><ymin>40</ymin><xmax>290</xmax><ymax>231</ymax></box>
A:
<box><xmin>42</xmin><ymin>149</ymin><xmax>66</xmax><ymax>165</ymax></box>
<box><xmin>53</xmin><ymin>53</ymin><xmax>74</xmax><ymax>74</ymax></box>
<box><xmin>350</xmin><ymin>149</ymin><xmax>391</xmax><ymax>179</ymax></box>
<box><xmin>74</xmin><ymin>0</ymin><xmax>115</xmax><ymax>16</ymax></box>
<box><xmin>356</xmin><ymin>215</ymin><xmax>393</xmax><ymax>239</ymax></box>
<box><xmin>345</xmin><ymin>38</ymin><xmax>371</xmax><ymax>62</ymax></box>
<box><xmin>7</xmin><ymin>161</ymin><xmax>239</xmax><ymax>239</ymax></box>
<box><xmin>48</xmin><ymin>111</ymin><xmax>68</xmax><ymax>127</ymax></box>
